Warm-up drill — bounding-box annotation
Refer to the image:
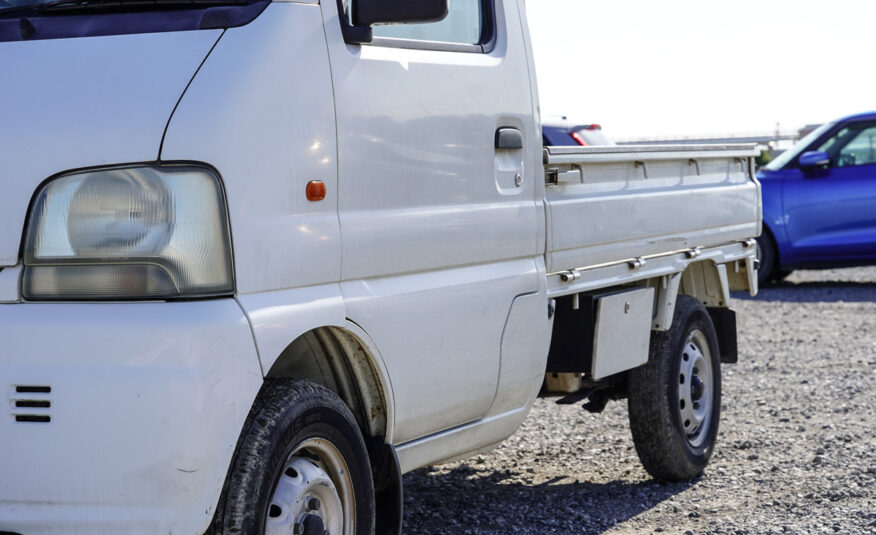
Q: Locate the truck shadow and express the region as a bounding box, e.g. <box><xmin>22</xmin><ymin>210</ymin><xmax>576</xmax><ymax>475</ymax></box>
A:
<box><xmin>402</xmin><ymin>465</ymin><xmax>695</xmax><ymax>534</ymax></box>
<box><xmin>733</xmin><ymin>281</ymin><xmax>876</xmax><ymax>303</ymax></box>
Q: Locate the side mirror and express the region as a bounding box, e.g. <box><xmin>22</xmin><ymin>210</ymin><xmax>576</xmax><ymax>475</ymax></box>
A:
<box><xmin>798</xmin><ymin>151</ymin><xmax>830</xmax><ymax>169</ymax></box>
<box><xmin>352</xmin><ymin>0</ymin><xmax>448</xmax><ymax>26</ymax></box>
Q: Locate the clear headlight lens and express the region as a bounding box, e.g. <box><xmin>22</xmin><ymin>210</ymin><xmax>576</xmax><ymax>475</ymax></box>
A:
<box><xmin>23</xmin><ymin>165</ymin><xmax>234</xmax><ymax>300</ymax></box>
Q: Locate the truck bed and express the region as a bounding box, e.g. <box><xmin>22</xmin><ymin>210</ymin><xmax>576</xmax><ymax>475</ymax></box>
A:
<box><xmin>543</xmin><ymin>144</ymin><xmax>761</xmax><ymax>295</ymax></box>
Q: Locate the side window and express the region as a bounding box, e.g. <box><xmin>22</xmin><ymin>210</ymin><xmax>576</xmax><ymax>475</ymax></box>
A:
<box><xmin>371</xmin><ymin>0</ymin><xmax>486</xmax><ymax>46</ymax></box>
<box><xmin>817</xmin><ymin>124</ymin><xmax>876</xmax><ymax>168</ymax></box>
<box><xmin>837</xmin><ymin>126</ymin><xmax>876</xmax><ymax>167</ymax></box>
<box><xmin>815</xmin><ymin>127</ymin><xmax>847</xmax><ymax>155</ymax></box>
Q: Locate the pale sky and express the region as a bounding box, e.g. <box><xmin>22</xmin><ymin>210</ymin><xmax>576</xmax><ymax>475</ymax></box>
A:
<box><xmin>525</xmin><ymin>0</ymin><xmax>876</xmax><ymax>141</ymax></box>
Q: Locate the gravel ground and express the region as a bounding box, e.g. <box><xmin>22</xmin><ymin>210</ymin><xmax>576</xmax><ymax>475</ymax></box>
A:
<box><xmin>402</xmin><ymin>267</ymin><xmax>876</xmax><ymax>534</ymax></box>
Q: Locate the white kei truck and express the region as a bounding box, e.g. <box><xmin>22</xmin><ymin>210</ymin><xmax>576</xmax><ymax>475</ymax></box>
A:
<box><xmin>0</xmin><ymin>0</ymin><xmax>761</xmax><ymax>533</ymax></box>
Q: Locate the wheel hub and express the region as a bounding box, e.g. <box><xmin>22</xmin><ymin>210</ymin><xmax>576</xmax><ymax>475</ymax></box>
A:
<box><xmin>296</xmin><ymin>514</ymin><xmax>325</xmax><ymax>535</ymax></box>
<box><xmin>690</xmin><ymin>375</ymin><xmax>705</xmax><ymax>401</ymax></box>
<box><xmin>677</xmin><ymin>330</ymin><xmax>714</xmax><ymax>448</ymax></box>
<box><xmin>265</xmin><ymin>438</ymin><xmax>353</xmax><ymax>535</ymax></box>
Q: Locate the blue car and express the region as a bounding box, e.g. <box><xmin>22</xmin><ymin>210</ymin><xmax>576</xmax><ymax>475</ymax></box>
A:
<box><xmin>542</xmin><ymin>121</ymin><xmax>613</xmax><ymax>146</ymax></box>
<box><xmin>756</xmin><ymin>111</ymin><xmax>876</xmax><ymax>285</ymax></box>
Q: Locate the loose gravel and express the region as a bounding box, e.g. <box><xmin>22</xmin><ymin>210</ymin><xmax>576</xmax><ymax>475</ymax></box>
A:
<box><xmin>402</xmin><ymin>267</ymin><xmax>876</xmax><ymax>534</ymax></box>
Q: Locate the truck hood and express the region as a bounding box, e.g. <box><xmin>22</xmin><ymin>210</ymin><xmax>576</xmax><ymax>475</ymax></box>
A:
<box><xmin>0</xmin><ymin>29</ymin><xmax>221</xmax><ymax>266</ymax></box>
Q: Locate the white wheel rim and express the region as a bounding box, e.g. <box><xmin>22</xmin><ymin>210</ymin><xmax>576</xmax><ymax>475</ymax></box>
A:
<box><xmin>265</xmin><ymin>438</ymin><xmax>355</xmax><ymax>535</ymax></box>
<box><xmin>677</xmin><ymin>329</ymin><xmax>714</xmax><ymax>448</ymax></box>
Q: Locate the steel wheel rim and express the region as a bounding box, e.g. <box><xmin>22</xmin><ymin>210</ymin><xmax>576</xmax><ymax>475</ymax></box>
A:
<box><xmin>265</xmin><ymin>437</ymin><xmax>355</xmax><ymax>535</ymax></box>
<box><xmin>677</xmin><ymin>329</ymin><xmax>714</xmax><ymax>448</ymax></box>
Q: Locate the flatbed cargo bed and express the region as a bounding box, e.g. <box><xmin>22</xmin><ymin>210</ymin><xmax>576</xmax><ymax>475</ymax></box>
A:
<box><xmin>543</xmin><ymin>144</ymin><xmax>762</xmax><ymax>296</ymax></box>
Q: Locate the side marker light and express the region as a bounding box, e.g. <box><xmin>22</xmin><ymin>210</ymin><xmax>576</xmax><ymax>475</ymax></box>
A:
<box><xmin>306</xmin><ymin>180</ymin><xmax>326</xmax><ymax>201</ymax></box>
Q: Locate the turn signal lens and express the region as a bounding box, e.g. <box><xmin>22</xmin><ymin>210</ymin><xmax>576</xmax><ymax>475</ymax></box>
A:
<box><xmin>306</xmin><ymin>180</ymin><xmax>326</xmax><ymax>202</ymax></box>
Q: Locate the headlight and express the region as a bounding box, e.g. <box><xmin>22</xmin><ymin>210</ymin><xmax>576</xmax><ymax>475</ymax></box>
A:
<box><xmin>23</xmin><ymin>165</ymin><xmax>234</xmax><ymax>300</ymax></box>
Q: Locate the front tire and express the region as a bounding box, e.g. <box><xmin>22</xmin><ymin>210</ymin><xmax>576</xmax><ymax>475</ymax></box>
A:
<box><xmin>627</xmin><ymin>296</ymin><xmax>722</xmax><ymax>480</ymax></box>
<box><xmin>215</xmin><ymin>379</ymin><xmax>375</xmax><ymax>534</ymax></box>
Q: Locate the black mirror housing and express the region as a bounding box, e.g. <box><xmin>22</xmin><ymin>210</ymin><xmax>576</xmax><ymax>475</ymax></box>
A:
<box><xmin>352</xmin><ymin>0</ymin><xmax>448</xmax><ymax>26</ymax></box>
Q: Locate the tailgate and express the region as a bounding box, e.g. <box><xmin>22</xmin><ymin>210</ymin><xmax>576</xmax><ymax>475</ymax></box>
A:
<box><xmin>543</xmin><ymin>144</ymin><xmax>762</xmax><ymax>274</ymax></box>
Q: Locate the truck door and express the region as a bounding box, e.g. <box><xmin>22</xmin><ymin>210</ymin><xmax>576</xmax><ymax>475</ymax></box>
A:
<box><xmin>321</xmin><ymin>0</ymin><xmax>541</xmax><ymax>444</ymax></box>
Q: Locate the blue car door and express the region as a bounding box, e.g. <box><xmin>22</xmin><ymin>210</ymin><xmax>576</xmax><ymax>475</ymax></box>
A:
<box><xmin>783</xmin><ymin>122</ymin><xmax>876</xmax><ymax>262</ymax></box>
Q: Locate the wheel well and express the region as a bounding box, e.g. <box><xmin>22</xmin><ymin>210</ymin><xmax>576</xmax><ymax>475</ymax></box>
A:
<box><xmin>679</xmin><ymin>260</ymin><xmax>730</xmax><ymax>308</ymax></box>
<box><xmin>265</xmin><ymin>327</ymin><xmax>389</xmax><ymax>441</ymax></box>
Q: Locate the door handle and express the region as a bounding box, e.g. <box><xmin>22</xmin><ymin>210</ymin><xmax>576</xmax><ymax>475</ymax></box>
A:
<box><xmin>495</xmin><ymin>127</ymin><xmax>523</xmax><ymax>150</ymax></box>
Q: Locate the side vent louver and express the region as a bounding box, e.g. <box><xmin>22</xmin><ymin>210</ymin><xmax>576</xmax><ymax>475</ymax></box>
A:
<box><xmin>12</xmin><ymin>386</ymin><xmax>52</xmax><ymax>423</ymax></box>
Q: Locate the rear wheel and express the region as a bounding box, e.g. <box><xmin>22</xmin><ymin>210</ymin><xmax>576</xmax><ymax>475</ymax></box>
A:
<box><xmin>755</xmin><ymin>232</ymin><xmax>778</xmax><ymax>287</ymax></box>
<box><xmin>215</xmin><ymin>379</ymin><xmax>375</xmax><ymax>534</ymax></box>
<box><xmin>627</xmin><ymin>296</ymin><xmax>721</xmax><ymax>480</ymax></box>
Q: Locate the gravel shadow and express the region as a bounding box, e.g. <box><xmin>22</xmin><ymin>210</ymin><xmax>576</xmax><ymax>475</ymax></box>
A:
<box><xmin>403</xmin><ymin>464</ymin><xmax>696</xmax><ymax>534</ymax></box>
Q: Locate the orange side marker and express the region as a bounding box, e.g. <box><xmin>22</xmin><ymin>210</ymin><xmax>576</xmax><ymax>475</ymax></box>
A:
<box><xmin>306</xmin><ymin>180</ymin><xmax>326</xmax><ymax>201</ymax></box>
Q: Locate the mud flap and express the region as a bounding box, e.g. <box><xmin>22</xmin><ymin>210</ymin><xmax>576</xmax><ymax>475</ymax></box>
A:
<box><xmin>707</xmin><ymin>307</ymin><xmax>738</xmax><ymax>363</ymax></box>
<box><xmin>366</xmin><ymin>438</ymin><xmax>403</xmax><ymax>535</ymax></box>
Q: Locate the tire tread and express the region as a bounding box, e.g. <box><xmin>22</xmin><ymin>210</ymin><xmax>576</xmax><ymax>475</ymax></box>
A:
<box><xmin>214</xmin><ymin>379</ymin><xmax>375</xmax><ymax>534</ymax></box>
<box><xmin>628</xmin><ymin>296</ymin><xmax>721</xmax><ymax>480</ymax></box>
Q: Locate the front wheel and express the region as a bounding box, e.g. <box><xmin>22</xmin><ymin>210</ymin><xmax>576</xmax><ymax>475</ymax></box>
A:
<box><xmin>627</xmin><ymin>296</ymin><xmax>722</xmax><ymax>480</ymax></box>
<box><xmin>215</xmin><ymin>379</ymin><xmax>375</xmax><ymax>534</ymax></box>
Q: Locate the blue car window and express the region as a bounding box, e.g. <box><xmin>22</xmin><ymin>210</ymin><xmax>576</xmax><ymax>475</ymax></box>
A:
<box><xmin>763</xmin><ymin>121</ymin><xmax>834</xmax><ymax>171</ymax></box>
<box><xmin>837</xmin><ymin>126</ymin><xmax>876</xmax><ymax>167</ymax></box>
<box><xmin>817</xmin><ymin>124</ymin><xmax>876</xmax><ymax>168</ymax></box>
<box><xmin>816</xmin><ymin>127</ymin><xmax>848</xmax><ymax>155</ymax></box>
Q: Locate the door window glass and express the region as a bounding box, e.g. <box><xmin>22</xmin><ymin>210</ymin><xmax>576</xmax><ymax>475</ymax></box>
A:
<box><xmin>837</xmin><ymin>126</ymin><xmax>876</xmax><ymax>167</ymax></box>
<box><xmin>817</xmin><ymin>124</ymin><xmax>876</xmax><ymax>167</ymax></box>
<box><xmin>371</xmin><ymin>0</ymin><xmax>484</xmax><ymax>45</ymax></box>
<box><xmin>816</xmin><ymin>127</ymin><xmax>848</xmax><ymax>155</ymax></box>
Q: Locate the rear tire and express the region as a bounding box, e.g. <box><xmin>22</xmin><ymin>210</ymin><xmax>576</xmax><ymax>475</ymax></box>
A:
<box><xmin>775</xmin><ymin>269</ymin><xmax>793</xmax><ymax>282</ymax></box>
<box><xmin>755</xmin><ymin>233</ymin><xmax>777</xmax><ymax>287</ymax></box>
<box><xmin>215</xmin><ymin>379</ymin><xmax>375</xmax><ymax>534</ymax></box>
<box><xmin>627</xmin><ymin>296</ymin><xmax>721</xmax><ymax>480</ymax></box>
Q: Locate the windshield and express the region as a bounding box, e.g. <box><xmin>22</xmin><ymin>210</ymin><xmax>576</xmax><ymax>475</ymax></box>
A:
<box><xmin>763</xmin><ymin>122</ymin><xmax>835</xmax><ymax>171</ymax></box>
<box><xmin>0</xmin><ymin>0</ymin><xmax>252</xmax><ymax>15</ymax></box>
<box><xmin>0</xmin><ymin>0</ymin><xmax>265</xmax><ymax>41</ymax></box>
<box><xmin>0</xmin><ymin>0</ymin><xmax>40</xmax><ymax>7</ymax></box>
